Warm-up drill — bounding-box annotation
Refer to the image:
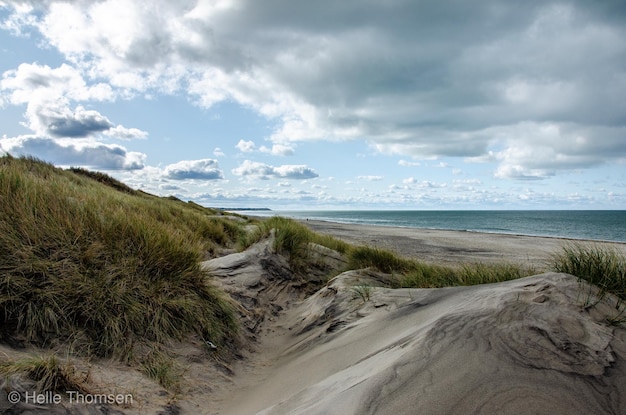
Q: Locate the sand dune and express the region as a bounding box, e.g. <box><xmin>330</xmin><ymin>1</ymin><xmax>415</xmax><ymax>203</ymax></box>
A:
<box><xmin>204</xmin><ymin>229</ymin><xmax>626</xmax><ymax>415</ymax></box>
<box><xmin>213</xmin><ymin>273</ymin><xmax>625</xmax><ymax>415</ymax></box>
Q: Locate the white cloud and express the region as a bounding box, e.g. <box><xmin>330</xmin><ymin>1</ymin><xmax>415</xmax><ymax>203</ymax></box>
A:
<box><xmin>398</xmin><ymin>160</ymin><xmax>421</xmax><ymax>167</ymax></box>
<box><xmin>0</xmin><ymin>2</ymin><xmax>37</xmax><ymax>36</ymax></box>
<box><xmin>235</xmin><ymin>139</ymin><xmax>256</xmax><ymax>152</ymax></box>
<box><xmin>159</xmin><ymin>183</ymin><xmax>183</xmax><ymax>191</ymax></box>
<box><xmin>213</xmin><ymin>147</ymin><xmax>225</xmax><ymax>157</ymax></box>
<box><xmin>357</xmin><ymin>175</ymin><xmax>383</xmax><ymax>181</ymax></box>
<box><xmin>105</xmin><ymin>125</ymin><xmax>148</xmax><ymax>140</ymax></box>
<box><xmin>259</xmin><ymin>143</ymin><xmax>295</xmax><ymax>156</ymax></box>
<box><xmin>232</xmin><ymin>160</ymin><xmax>318</xmax><ymax>180</ymax></box>
<box><xmin>44</xmin><ymin>105</ymin><xmax>113</xmax><ymax>138</ymax></box>
<box><xmin>236</xmin><ymin>140</ymin><xmax>295</xmax><ymax>156</ymax></box>
<box><xmin>273</xmin><ymin>164</ymin><xmax>318</xmax><ymax>180</ymax></box>
<box><xmin>0</xmin><ymin>62</ymin><xmax>149</xmax><ymax>141</ymax></box>
<box><xmin>402</xmin><ymin>177</ymin><xmax>447</xmax><ymax>189</ymax></box>
<box><xmin>0</xmin><ymin>61</ymin><xmax>148</xmax><ymax>167</ymax></box>
<box><xmin>2</xmin><ymin>63</ymin><xmax>114</xmax><ymax>105</ymax></box>
<box><xmin>485</xmin><ymin>122</ymin><xmax>626</xmax><ymax>180</ymax></box>
<box><xmin>453</xmin><ymin>179</ymin><xmax>481</xmax><ymax>185</ymax></box>
<box><xmin>163</xmin><ymin>159</ymin><xmax>224</xmax><ymax>180</ymax></box>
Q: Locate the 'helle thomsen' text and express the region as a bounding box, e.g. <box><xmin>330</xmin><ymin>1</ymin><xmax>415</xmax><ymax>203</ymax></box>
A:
<box><xmin>15</xmin><ymin>391</ymin><xmax>133</xmax><ymax>405</ymax></box>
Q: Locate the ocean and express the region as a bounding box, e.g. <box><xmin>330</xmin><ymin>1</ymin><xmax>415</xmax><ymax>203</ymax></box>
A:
<box><xmin>240</xmin><ymin>210</ymin><xmax>626</xmax><ymax>243</ymax></box>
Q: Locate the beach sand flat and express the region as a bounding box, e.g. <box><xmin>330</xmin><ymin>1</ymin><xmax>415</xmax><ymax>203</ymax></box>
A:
<box><xmin>302</xmin><ymin>219</ymin><xmax>626</xmax><ymax>267</ymax></box>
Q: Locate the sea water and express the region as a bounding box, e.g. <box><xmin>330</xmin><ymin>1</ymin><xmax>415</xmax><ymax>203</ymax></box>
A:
<box><xmin>240</xmin><ymin>210</ymin><xmax>626</xmax><ymax>243</ymax></box>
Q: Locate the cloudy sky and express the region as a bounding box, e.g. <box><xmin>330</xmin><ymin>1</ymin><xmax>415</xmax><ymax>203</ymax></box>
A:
<box><xmin>1</xmin><ymin>0</ymin><xmax>625</xmax><ymax>209</ymax></box>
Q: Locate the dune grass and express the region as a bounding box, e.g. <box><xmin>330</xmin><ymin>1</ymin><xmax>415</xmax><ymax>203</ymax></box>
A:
<box><xmin>400</xmin><ymin>261</ymin><xmax>533</xmax><ymax>288</ymax></box>
<box><xmin>239</xmin><ymin>216</ymin><xmax>351</xmax><ymax>271</ymax></box>
<box><xmin>345</xmin><ymin>244</ymin><xmax>533</xmax><ymax>288</ymax></box>
<box><xmin>0</xmin><ymin>155</ymin><xmax>239</xmax><ymax>365</ymax></box>
<box><xmin>347</xmin><ymin>246</ymin><xmax>416</xmax><ymax>275</ymax></box>
<box><xmin>0</xmin><ymin>354</ymin><xmax>90</xmax><ymax>394</ymax></box>
<box><xmin>552</xmin><ymin>242</ymin><xmax>626</xmax><ymax>302</ymax></box>
<box><xmin>240</xmin><ymin>216</ymin><xmax>534</xmax><ymax>288</ymax></box>
<box><xmin>140</xmin><ymin>347</ymin><xmax>185</xmax><ymax>391</ymax></box>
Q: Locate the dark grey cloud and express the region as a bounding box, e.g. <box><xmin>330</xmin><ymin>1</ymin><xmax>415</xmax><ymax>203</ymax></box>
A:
<box><xmin>181</xmin><ymin>0</ymin><xmax>626</xmax><ymax>177</ymax></box>
<box><xmin>1</xmin><ymin>136</ymin><xmax>145</xmax><ymax>170</ymax></box>
<box><xmin>46</xmin><ymin>108</ymin><xmax>113</xmax><ymax>137</ymax></box>
<box><xmin>164</xmin><ymin>159</ymin><xmax>224</xmax><ymax>180</ymax></box>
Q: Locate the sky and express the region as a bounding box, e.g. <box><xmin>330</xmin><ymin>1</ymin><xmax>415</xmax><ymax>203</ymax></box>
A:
<box><xmin>1</xmin><ymin>1</ymin><xmax>625</xmax><ymax>210</ymax></box>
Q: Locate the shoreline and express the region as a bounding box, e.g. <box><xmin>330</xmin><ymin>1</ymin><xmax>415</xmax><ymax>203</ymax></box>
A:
<box><xmin>240</xmin><ymin>210</ymin><xmax>626</xmax><ymax>244</ymax></box>
<box><xmin>299</xmin><ymin>218</ymin><xmax>626</xmax><ymax>268</ymax></box>
<box><xmin>301</xmin><ymin>217</ymin><xmax>626</xmax><ymax>244</ymax></box>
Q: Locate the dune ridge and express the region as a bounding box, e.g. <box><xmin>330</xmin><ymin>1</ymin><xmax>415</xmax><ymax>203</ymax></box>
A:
<box><xmin>204</xmin><ymin>233</ymin><xmax>626</xmax><ymax>415</ymax></box>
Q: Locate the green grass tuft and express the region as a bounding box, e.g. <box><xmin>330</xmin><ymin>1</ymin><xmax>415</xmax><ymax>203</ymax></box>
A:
<box><xmin>552</xmin><ymin>242</ymin><xmax>626</xmax><ymax>301</ymax></box>
<box><xmin>140</xmin><ymin>347</ymin><xmax>185</xmax><ymax>391</ymax></box>
<box><xmin>351</xmin><ymin>284</ymin><xmax>372</xmax><ymax>303</ymax></box>
<box><xmin>0</xmin><ymin>354</ymin><xmax>90</xmax><ymax>394</ymax></box>
<box><xmin>241</xmin><ymin>216</ymin><xmax>535</xmax><ymax>289</ymax></box>
<box><xmin>347</xmin><ymin>246</ymin><xmax>415</xmax><ymax>274</ymax></box>
<box><xmin>345</xmin><ymin>244</ymin><xmax>531</xmax><ymax>289</ymax></box>
<box><xmin>238</xmin><ymin>216</ymin><xmax>350</xmax><ymax>272</ymax></box>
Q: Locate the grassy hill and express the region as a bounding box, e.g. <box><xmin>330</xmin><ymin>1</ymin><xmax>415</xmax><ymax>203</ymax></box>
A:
<box><xmin>0</xmin><ymin>155</ymin><xmax>241</xmax><ymax>363</ymax></box>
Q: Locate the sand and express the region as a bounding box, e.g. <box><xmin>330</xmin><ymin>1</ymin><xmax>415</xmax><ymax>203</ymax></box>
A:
<box><xmin>203</xmin><ymin>224</ymin><xmax>626</xmax><ymax>415</ymax></box>
<box><xmin>301</xmin><ymin>219</ymin><xmax>626</xmax><ymax>267</ymax></box>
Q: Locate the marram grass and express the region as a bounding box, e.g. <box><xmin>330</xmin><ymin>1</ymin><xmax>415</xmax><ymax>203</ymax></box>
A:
<box><xmin>241</xmin><ymin>216</ymin><xmax>535</xmax><ymax>288</ymax></box>
<box><xmin>552</xmin><ymin>242</ymin><xmax>626</xmax><ymax>301</ymax></box>
<box><xmin>0</xmin><ymin>354</ymin><xmax>90</xmax><ymax>394</ymax></box>
<box><xmin>0</xmin><ymin>155</ymin><xmax>239</xmax><ymax>362</ymax></box>
<box><xmin>239</xmin><ymin>216</ymin><xmax>351</xmax><ymax>271</ymax></box>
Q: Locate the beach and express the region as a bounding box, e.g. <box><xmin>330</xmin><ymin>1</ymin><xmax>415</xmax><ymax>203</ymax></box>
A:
<box><xmin>301</xmin><ymin>219</ymin><xmax>626</xmax><ymax>267</ymax></box>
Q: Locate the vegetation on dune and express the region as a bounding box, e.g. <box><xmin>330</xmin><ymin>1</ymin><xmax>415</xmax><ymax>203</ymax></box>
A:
<box><xmin>240</xmin><ymin>216</ymin><xmax>535</xmax><ymax>288</ymax></box>
<box><xmin>0</xmin><ymin>354</ymin><xmax>90</xmax><ymax>395</ymax></box>
<box><xmin>347</xmin><ymin>246</ymin><xmax>416</xmax><ymax>275</ymax></box>
<box><xmin>552</xmin><ymin>243</ymin><xmax>626</xmax><ymax>300</ymax></box>
<box><xmin>0</xmin><ymin>155</ymin><xmax>240</xmax><ymax>369</ymax></box>
<box><xmin>346</xmin><ymin>227</ymin><xmax>626</xmax><ymax>303</ymax></box>
<box><xmin>400</xmin><ymin>261</ymin><xmax>534</xmax><ymax>288</ymax></box>
<box><xmin>239</xmin><ymin>216</ymin><xmax>351</xmax><ymax>271</ymax></box>
<box><xmin>349</xmin><ymin>245</ymin><xmax>533</xmax><ymax>288</ymax></box>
